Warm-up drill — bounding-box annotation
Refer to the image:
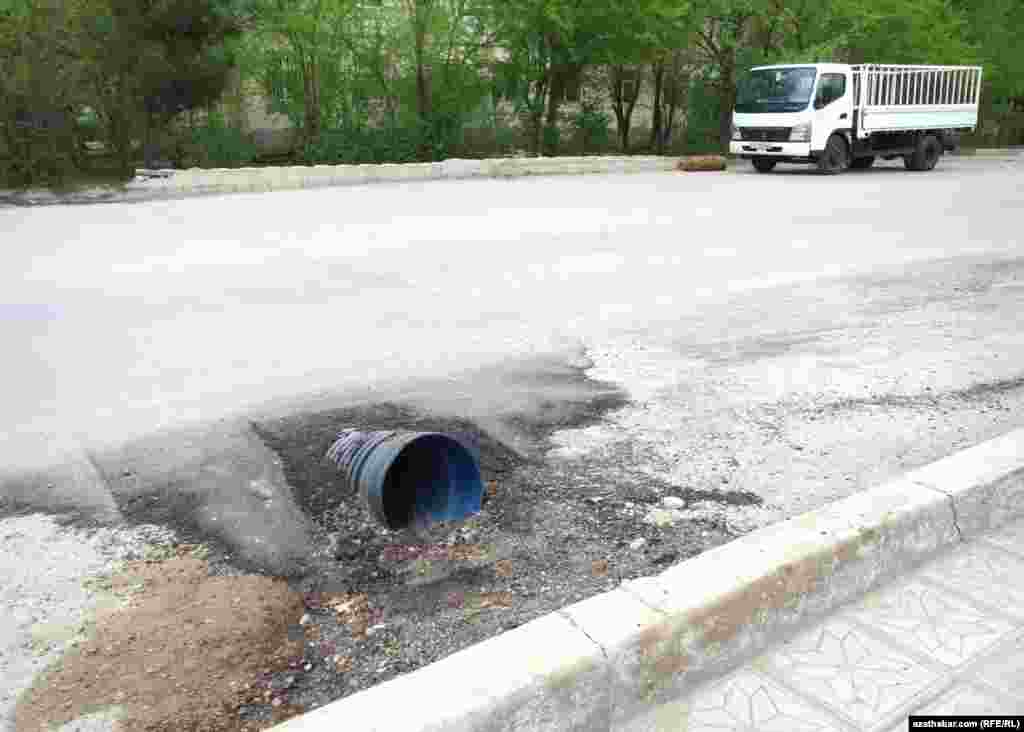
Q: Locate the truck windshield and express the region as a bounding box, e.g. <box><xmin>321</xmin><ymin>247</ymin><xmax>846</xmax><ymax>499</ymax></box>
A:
<box><xmin>735</xmin><ymin>67</ymin><xmax>817</xmax><ymax>113</ymax></box>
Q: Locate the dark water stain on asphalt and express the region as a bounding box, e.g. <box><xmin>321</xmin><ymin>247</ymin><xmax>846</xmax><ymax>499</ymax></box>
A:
<box><xmin>805</xmin><ymin>373</ymin><xmax>1024</xmax><ymax>418</ymax></box>
<box><xmin>665</xmin><ymin>485</ymin><xmax>763</xmax><ymax>508</ymax></box>
<box><xmin>682</xmin><ymin>331</ymin><xmax>831</xmax><ymax>367</ymax></box>
<box><xmin>845</xmin><ymin>253</ymin><xmax>1024</xmax><ymax>315</ymax></box>
<box><xmin>958</xmin><ymin>374</ymin><xmax>1024</xmax><ymax>400</ymax></box>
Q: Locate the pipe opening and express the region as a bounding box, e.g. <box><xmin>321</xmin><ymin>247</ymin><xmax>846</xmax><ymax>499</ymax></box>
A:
<box><xmin>382</xmin><ymin>435</ymin><xmax>482</xmax><ymax>530</ymax></box>
<box><xmin>327</xmin><ymin>429</ymin><xmax>483</xmax><ymax>531</ymax></box>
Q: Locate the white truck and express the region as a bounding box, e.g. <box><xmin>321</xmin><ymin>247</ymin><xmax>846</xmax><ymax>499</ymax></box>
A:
<box><xmin>730</xmin><ymin>63</ymin><xmax>983</xmax><ymax>173</ymax></box>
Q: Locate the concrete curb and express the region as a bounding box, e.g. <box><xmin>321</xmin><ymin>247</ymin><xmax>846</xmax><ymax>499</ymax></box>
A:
<box><xmin>269</xmin><ymin>428</ymin><xmax>1024</xmax><ymax>732</ymax></box>
<box><xmin>0</xmin><ymin>155</ymin><xmax>682</xmax><ymax>207</ymax></box>
<box><xmin>954</xmin><ymin>147</ymin><xmax>1023</xmax><ymax>157</ymax></box>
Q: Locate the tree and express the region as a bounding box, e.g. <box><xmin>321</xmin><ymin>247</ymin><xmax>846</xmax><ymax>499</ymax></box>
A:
<box><xmin>953</xmin><ymin>0</ymin><xmax>1024</xmax><ymax>143</ymax></box>
<box><xmin>649</xmin><ymin>49</ymin><xmax>694</xmax><ymax>153</ymax></box>
<box><xmin>488</xmin><ymin>0</ymin><xmax>633</xmax><ymax>156</ymax></box>
<box><xmin>234</xmin><ymin>0</ymin><xmax>353</xmax><ymax>149</ymax></box>
<box><xmin>0</xmin><ymin>0</ymin><xmax>93</xmax><ymax>185</ymax></box>
<box><xmin>688</xmin><ymin>0</ymin><xmax>779</xmax><ymax>151</ymax></box>
<box><xmin>593</xmin><ymin>0</ymin><xmax>694</xmax><ymax>153</ymax></box>
<box><xmin>608</xmin><ymin>65</ymin><xmax>641</xmax><ymax>152</ymax></box>
<box><xmin>69</xmin><ymin>0</ymin><xmax>245</xmax><ymax>173</ymax></box>
<box><xmin>396</xmin><ymin>0</ymin><xmax>495</xmax><ymax>156</ymax></box>
<box><xmin>488</xmin><ymin>0</ymin><xmax>564</xmax><ymax>155</ymax></box>
<box><xmin>786</xmin><ymin>0</ymin><xmax>976</xmax><ymax>64</ymax></box>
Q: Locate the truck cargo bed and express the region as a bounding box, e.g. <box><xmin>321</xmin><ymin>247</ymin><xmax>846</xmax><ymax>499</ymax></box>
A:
<box><xmin>855</xmin><ymin>65</ymin><xmax>982</xmax><ymax>136</ymax></box>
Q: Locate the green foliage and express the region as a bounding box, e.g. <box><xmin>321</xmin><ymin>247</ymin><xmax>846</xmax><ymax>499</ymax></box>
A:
<box><xmin>682</xmin><ymin>76</ymin><xmax>722</xmax><ymax>154</ymax></box>
<box><xmin>301</xmin><ymin>125</ymin><xmax>422</xmax><ymax>165</ymax></box>
<box><xmin>1</xmin><ymin>0</ymin><xmax>246</xmax><ymax>185</ymax></box>
<box><xmin>5</xmin><ymin>0</ymin><xmax>1021</xmax><ymax>180</ymax></box>
<box><xmin>183</xmin><ymin>111</ymin><xmax>258</xmax><ymax>168</ymax></box>
<box><xmin>73</xmin><ymin>0</ymin><xmax>245</xmax><ymax>171</ymax></box>
<box><xmin>239</xmin><ymin>0</ymin><xmax>358</xmax><ymax>142</ymax></box>
<box><xmin>541</xmin><ymin>122</ymin><xmax>561</xmax><ymax>155</ymax></box>
<box><xmin>784</xmin><ymin>0</ymin><xmax>979</xmax><ymax>65</ymax></box>
<box><xmin>572</xmin><ymin>95</ymin><xmax>611</xmax><ymax>153</ymax></box>
<box><xmin>0</xmin><ymin>127</ymin><xmax>77</xmax><ymax>189</ymax></box>
<box><xmin>76</xmin><ymin>108</ymin><xmax>101</xmax><ymax>140</ymax></box>
<box><xmin>300</xmin><ymin>111</ymin><xmax>470</xmax><ymax>165</ymax></box>
<box><xmin>0</xmin><ymin>0</ymin><xmax>88</xmax><ymax>187</ymax></box>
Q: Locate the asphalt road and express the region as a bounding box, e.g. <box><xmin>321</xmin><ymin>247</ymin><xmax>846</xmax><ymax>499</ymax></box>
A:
<box><xmin>1</xmin><ymin>153</ymin><xmax>1023</xmax><ymax>551</ymax></box>
<box><xmin>2</xmin><ymin>155</ymin><xmax>1020</xmax><ymax>457</ymax></box>
<box><xmin>3</xmin><ymin>153</ymin><xmax>1024</xmax><ymax>731</ymax></box>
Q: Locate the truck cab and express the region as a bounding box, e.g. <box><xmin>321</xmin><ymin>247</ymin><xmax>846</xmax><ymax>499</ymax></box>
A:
<box><xmin>730</xmin><ymin>63</ymin><xmax>980</xmax><ymax>174</ymax></box>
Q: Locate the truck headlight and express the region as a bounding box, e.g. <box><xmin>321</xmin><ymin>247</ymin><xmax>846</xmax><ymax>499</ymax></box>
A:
<box><xmin>731</xmin><ymin>123</ymin><xmax>742</xmax><ymax>141</ymax></box>
<box><xmin>790</xmin><ymin>121</ymin><xmax>812</xmax><ymax>142</ymax></box>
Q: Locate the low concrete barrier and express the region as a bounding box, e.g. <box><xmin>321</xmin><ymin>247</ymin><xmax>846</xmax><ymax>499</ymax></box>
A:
<box><xmin>132</xmin><ymin>155</ymin><xmax>680</xmax><ymax>201</ymax></box>
<box><xmin>3</xmin><ymin>148</ymin><xmax>1018</xmax><ymax>206</ymax></box>
<box><xmin>1</xmin><ymin>154</ymin><xmax>696</xmax><ymax>205</ymax></box>
<box><xmin>269</xmin><ymin>428</ymin><xmax>1024</xmax><ymax>732</ymax></box>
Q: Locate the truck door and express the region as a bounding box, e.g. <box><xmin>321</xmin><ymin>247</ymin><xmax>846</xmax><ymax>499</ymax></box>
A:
<box><xmin>811</xmin><ymin>72</ymin><xmax>853</xmax><ymax>151</ymax></box>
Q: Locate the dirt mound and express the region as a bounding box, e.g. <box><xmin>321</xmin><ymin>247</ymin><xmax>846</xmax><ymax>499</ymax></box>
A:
<box><xmin>676</xmin><ymin>155</ymin><xmax>728</xmax><ymax>171</ymax></box>
<box><xmin>15</xmin><ymin>548</ymin><xmax>307</xmax><ymax>732</ymax></box>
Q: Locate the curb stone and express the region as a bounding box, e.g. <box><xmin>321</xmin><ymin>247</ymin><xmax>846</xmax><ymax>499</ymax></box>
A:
<box><xmin>0</xmin><ymin>156</ymin><xmax>682</xmax><ymax>207</ymax></box>
<box><xmin>269</xmin><ymin>428</ymin><xmax>1024</xmax><ymax>732</ymax></box>
<box><xmin>954</xmin><ymin>147</ymin><xmax>1022</xmax><ymax>157</ymax></box>
<box><xmin>1</xmin><ymin>149</ymin><xmax>1015</xmax><ymax>207</ymax></box>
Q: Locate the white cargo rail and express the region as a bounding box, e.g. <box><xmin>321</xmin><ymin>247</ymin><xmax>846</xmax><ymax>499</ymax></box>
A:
<box><xmin>854</xmin><ymin>64</ymin><xmax>983</xmax><ymax>137</ymax></box>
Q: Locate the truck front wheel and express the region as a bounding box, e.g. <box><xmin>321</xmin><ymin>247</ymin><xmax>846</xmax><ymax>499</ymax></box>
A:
<box><xmin>752</xmin><ymin>158</ymin><xmax>777</xmax><ymax>173</ymax></box>
<box><xmin>817</xmin><ymin>135</ymin><xmax>849</xmax><ymax>174</ymax></box>
<box><xmin>905</xmin><ymin>135</ymin><xmax>942</xmax><ymax>171</ymax></box>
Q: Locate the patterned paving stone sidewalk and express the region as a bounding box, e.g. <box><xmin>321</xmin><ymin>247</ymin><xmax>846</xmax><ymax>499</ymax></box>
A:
<box><xmin>622</xmin><ymin>517</ymin><xmax>1024</xmax><ymax>731</ymax></box>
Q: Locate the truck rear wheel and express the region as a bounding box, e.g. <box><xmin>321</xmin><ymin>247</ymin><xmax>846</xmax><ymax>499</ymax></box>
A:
<box><xmin>752</xmin><ymin>159</ymin><xmax>777</xmax><ymax>173</ymax></box>
<box><xmin>817</xmin><ymin>135</ymin><xmax>849</xmax><ymax>174</ymax></box>
<box><xmin>850</xmin><ymin>156</ymin><xmax>875</xmax><ymax>170</ymax></box>
<box><xmin>905</xmin><ymin>135</ymin><xmax>942</xmax><ymax>171</ymax></box>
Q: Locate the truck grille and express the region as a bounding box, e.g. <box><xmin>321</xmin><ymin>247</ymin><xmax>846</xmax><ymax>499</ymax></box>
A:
<box><xmin>739</xmin><ymin>127</ymin><xmax>791</xmax><ymax>142</ymax></box>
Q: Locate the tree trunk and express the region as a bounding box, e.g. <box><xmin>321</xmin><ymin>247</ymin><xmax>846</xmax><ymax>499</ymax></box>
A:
<box><xmin>410</xmin><ymin>0</ymin><xmax>433</xmax><ymax>160</ymax></box>
<box><xmin>142</xmin><ymin>111</ymin><xmax>157</xmax><ymax>169</ymax></box>
<box><xmin>663</xmin><ymin>102</ymin><xmax>676</xmax><ymax>149</ymax></box>
<box><xmin>543</xmin><ymin>65</ymin><xmax>564</xmax><ymax>156</ymax></box>
<box><xmin>611</xmin><ymin>66</ymin><xmax>641</xmax><ymax>154</ymax></box>
<box><xmin>649</xmin><ymin>62</ymin><xmax>665</xmax><ymax>153</ymax></box>
<box><xmin>717</xmin><ymin>62</ymin><xmax>735</xmax><ymax>153</ymax></box>
<box><xmin>301</xmin><ymin>50</ymin><xmax>321</xmax><ymax>148</ymax></box>
<box><xmin>526</xmin><ymin>76</ymin><xmax>548</xmax><ymax>156</ymax></box>
<box><xmin>112</xmin><ymin>75</ymin><xmax>135</xmax><ymax>177</ymax></box>
<box><xmin>611</xmin><ymin>67</ymin><xmax>625</xmax><ymax>150</ymax></box>
<box><xmin>663</xmin><ymin>60</ymin><xmax>690</xmax><ymax>152</ymax></box>
<box><xmin>414</xmin><ymin>48</ymin><xmax>430</xmax><ymax>123</ymax></box>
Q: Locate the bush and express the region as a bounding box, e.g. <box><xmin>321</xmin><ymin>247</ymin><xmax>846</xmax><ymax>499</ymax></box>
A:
<box><xmin>0</xmin><ymin>108</ymin><xmax>81</xmax><ymax>188</ymax></box>
<box><xmin>76</xmin><ymin>108</ymin><xmax>101</xmax><ymax>142</ymax></box>
<box><xmin>572</xmin><ymin>99</ymin><xmax>611</xmax><ymax>154</ymax></box>
<box><xmin>301</xmin><ymin>125</ymin><xmax>420</xmax><ymax>165</ymax></box>
<box><xmin>542</xmin><ymin>123</ymin><xmax>561</xmax><ymax>156</ymax></box>
<box><xmin>182</xmin><ymin>111</ymin><xmax>258</xmax><ymax>168</ymax></box>
<box><xmin>301</xmin><ymin>115</ymin><xmax>470</xmax><ymax>165</ymax></box>
<box><xmin>453</xmin><ymin>124</ymin><xmax>521</xmax><ymax>158</ymax></box>
<box><xmin>492</xmin><ymin>123</ymin><xmax>520</xmax><ymax>155</ymax></box>
<box><xmin>681</xmin><ymin>77</ymin><xmax>722</xmax><ymax>155</ymax></box>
